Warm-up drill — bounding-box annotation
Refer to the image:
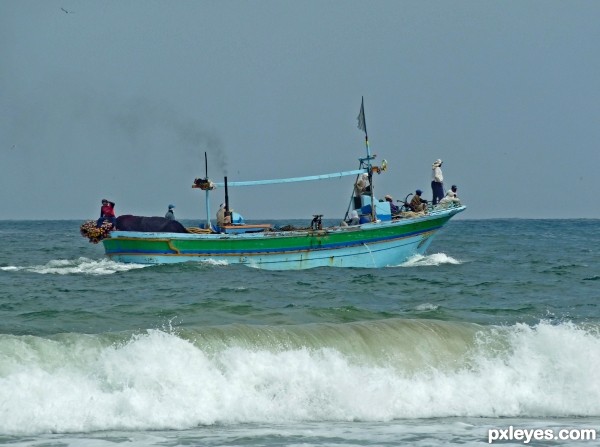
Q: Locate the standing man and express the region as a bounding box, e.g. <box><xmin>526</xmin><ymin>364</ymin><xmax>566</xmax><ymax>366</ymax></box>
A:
<box><xmin>431</xmin><ymin>159</ymin><xmax>444</xmax><ymax>205</ymax></box>
<box><xmin>165</xmin><ymin>204</ymin><xmax>175</xmax><ymax>220</ymax></box>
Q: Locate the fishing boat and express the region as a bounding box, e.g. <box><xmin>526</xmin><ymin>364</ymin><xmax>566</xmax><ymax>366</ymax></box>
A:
<box><xmin>98</xmin><ymin>99</ymin><xmax>466</xmax><ymax>269</ymax></box>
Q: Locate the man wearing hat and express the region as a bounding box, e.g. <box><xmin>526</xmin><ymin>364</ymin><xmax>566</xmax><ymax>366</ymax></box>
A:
<box><xmin>384</xmin><ymin>194</ymin><xmax>400</xmax><ymax>214</ymax></box>
<box><xmin>439</xmin><ymin>185</ymin><xmax>461</xmax><ymax>206</ymax></box>
<box><xmin>165</xmin><ymin>204</ymin><xmax>175</xmax><ymax>220</ymax></box>
<box><xmin>431</xmin><ymin>159</ymin><xmax>444</xmax><ymax>205</ymax></box>
<box><xmin>410</xmin><ymin>189</ymin><xmax>428</xmax><ymax>213</ymax></box>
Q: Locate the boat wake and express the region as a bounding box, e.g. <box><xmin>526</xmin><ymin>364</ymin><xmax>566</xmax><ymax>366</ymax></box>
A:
<box><xmin>0</xmin><ymin>257</ymin><xmax>147</xmax><ymax>275</ymax></box>
<box><xmin>400</xmin><ymin>252</ymin><xmax>461</xmax><ymax>267</ymax></box>
<box><xmin>198</xmin><ymin>258</ymin><xmax>230</xmax><ymax>267</ymax></box>
<box><xmin>414</xmin><ymin>302</ymin><xmax>440</xmax><ymax>311</ymax></box>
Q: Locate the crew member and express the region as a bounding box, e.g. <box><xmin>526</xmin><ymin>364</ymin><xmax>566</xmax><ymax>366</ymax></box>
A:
<box><xmin>165</xmin><ymin>204</ymin><xmax>175</xmax><ymax>220</ymax></box>
<box><xmin>384</xmin><ymin>195</ymin><xmax>400</xmax><ymax>214</ymax></box>
<box><xmin>216</xmin><ymin>203</ymin><xmax>231</xmax><ymax>227</ymax></box>
<box><xmin>410</xmin><ymin>189</ymin><xmax>428</xmax><ymax>212</ymax></box>
<box><xmin>97</xmin><ymin>199</ymin><xmax>116</xmax><ymax>228</ymax></box>
<box><xmin>431</xmin><ymin>159</ymin><xmax>444</xmax><ymax>205</ymax></box>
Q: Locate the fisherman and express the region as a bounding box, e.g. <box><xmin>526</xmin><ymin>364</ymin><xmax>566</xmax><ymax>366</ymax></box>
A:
<box><xmin>431</xmin><ymin>159</ymin><xmax>444</xmax><ymax>205</ymax></box>
<box><xmin>97</xmin><ymin>199</ymin><xmax>116</xmax><ymax>228</ymax></box>
<box><xmin>348</xmin><ymin>210</ymin><xmax>360</xmax><ymax>225</ymax></box>
<box><xmin>439</xmin><ymin>185</ymin><xmax>461</xmax><ymax>206</ymax></box>
<box><xmin>165</xmin><ymin>204</ymin><xmax>175</xmax><ymax>220</ymax></box>
<box><xmin>216</xmin><ymin>203</ymin><xmax>231</xmax><ymax>227</ymax></box>
<box><xmin>410</xmin><ymin>189</ymin><xmax>428</xmax><ymax>212</ymax></box>
<box><xmin>448</xmin><ymin>184</ymin><xmax>459</xmax><ymax>198</ymax></box>
<box><xmin>355</xmin><ymin>173</ymin><xmax>371</xmax><ymax>195</ymax></box>
<box><xmin>384</xmin><ymin>195</ymin><xmax>400</xmax><ymax>214</ymax></box>
<box><xmin>341</xmin><ymin>209</ymin><xmax>360</xmax><ymax>226</ymax></box>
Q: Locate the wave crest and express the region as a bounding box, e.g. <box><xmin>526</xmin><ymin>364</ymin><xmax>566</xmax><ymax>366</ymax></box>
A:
<box><xmin>1</xmin><ymin>320</ymin><xmax>599</xmax><ymax>434</ymax></box>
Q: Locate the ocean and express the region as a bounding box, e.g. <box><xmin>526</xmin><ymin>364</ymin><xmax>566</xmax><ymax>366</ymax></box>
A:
<box><xmin>1</xmin><ymin>219</ymin><xmax>599</xmax><ymax>446</ymax></box>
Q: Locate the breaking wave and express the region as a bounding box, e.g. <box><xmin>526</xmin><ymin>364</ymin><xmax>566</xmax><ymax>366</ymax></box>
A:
<box><xmin>1</xmin><ymin>319</ymin><xmax>599</xmax><ymax>435</ymax></box>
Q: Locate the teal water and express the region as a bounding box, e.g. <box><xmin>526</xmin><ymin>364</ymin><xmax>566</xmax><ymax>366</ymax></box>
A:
<box><xmin>1</xmin><ymin>219</ymin><xmax>599</xmax><ymax>446</ymax></box>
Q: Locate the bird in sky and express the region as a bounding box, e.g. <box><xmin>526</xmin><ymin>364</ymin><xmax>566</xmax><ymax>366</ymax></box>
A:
<box><xmin>60</xmin><ymin>7</ymin><xmax>73</xmax><ymax>14</ymax></box>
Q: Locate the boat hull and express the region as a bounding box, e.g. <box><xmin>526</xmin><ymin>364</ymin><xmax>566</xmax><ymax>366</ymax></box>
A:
<box><xmin>102</xmin><ymin>206</ymin><xmax>465</xmax><ymax>270</ymax></box>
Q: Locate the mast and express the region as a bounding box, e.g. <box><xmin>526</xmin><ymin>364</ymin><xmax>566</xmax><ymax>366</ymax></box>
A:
<box><xmin>204</xmin><ymin>152</ymin><xmax>210</xmax><ymax>229</ymax></box>
<box><xmin>191</xmin><ymin>151</ymin><xmax>215</xmax><ymax>230</ymax></box>
<box><xmin>357</xmin><ymin>96</ymin><xmax>376</xmax><ymax>222</ymax></box>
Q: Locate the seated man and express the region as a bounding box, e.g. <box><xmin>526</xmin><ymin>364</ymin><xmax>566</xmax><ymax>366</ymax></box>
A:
<box><xmin>165</xmin><ymin>204</ymin><xmax>175</xmax><ymax>220</ymax></box>
<box><xmin>384</xmin><ymin>195</ymin><xmax>400</xmax><ymax>214</ymax></box>
<box><xmin>410</xmin><ymin>190</ymin><xmax>428</xmax><ymax>212</ymax></box>
<box><xmin>97</xmin><ymin>199</ymin><xmax>116</xmax><ymax>228</ymax></box>
<box><xmin>216</xmin><ymin>203</ymin><xmax>232</xmax><ymax>227</ymax></box>
<box><xmin>347</xmin><ymin>210</ymin><xmax>360</xmax><ymax>225</ymax></box>
<box><xmin>439</xmin><ymin>185</ymin><xmax>461</xmax><ymax>206</ymax></box>
<box><xmin>341</xmin><ymin>210</ymin><xmax>360</xmax><ymax>226</ymax></box>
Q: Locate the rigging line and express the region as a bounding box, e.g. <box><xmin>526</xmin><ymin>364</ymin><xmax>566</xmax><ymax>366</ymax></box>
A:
<box><xmin>214</xmin><ymin>169</ymin><xmax>368</xmax><ymax>187</ymax></box>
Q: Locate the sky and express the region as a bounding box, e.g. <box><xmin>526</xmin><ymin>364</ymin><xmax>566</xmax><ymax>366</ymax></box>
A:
<box><xmin>1</xmin><ymin>0</ymin><xmax>599</xmax><ymax>221</ymax></box>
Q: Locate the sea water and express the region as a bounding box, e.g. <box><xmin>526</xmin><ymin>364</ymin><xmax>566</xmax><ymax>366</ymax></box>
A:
<box><xmin>0</xmin><ymin>219</ymin><xmax>599</xmax><ymax>446</ymax></box>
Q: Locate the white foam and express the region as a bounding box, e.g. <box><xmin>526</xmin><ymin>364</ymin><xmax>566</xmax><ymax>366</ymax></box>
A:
<box><xmin>0</xmin><ymin>257</ymin><xmax>147</xmax><ymax>275</ymax></box>
<box><xmin>414</xmin><ymin>303</ymin><xmax>440</xmax><ymax>311</ymax></box>
<box><xmin>198</xmin><ymin>258</ymin><xmax>229</xmax><ymax>267</ymax></box>
<box><xmin>1</xmin><ymin>322</ymin><xmax>599</xmax><ymax>435</ymax></box>
<box><xmin>401</xmin><ymin>252</ymin><xmax>461</xmax><ymax>267</ymax></box>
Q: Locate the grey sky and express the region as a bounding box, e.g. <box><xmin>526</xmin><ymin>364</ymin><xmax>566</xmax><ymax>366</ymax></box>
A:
<box><xmin>2</xmin><ymin>0</ymin><xmax>599</xmax><ymax>220</ymax></box>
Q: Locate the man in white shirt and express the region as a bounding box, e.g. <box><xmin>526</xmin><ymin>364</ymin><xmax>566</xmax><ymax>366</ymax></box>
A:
<box><xmin>431</xmin><ymin>159</ymin><xmax>444</xmax><ymax>205</ymax></box>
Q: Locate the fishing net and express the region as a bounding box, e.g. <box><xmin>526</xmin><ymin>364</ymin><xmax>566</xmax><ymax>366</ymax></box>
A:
<box><xmin>80</xmin><ymin>220</ymin><xmax>113</xmax><ymax>244</ymax></box>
